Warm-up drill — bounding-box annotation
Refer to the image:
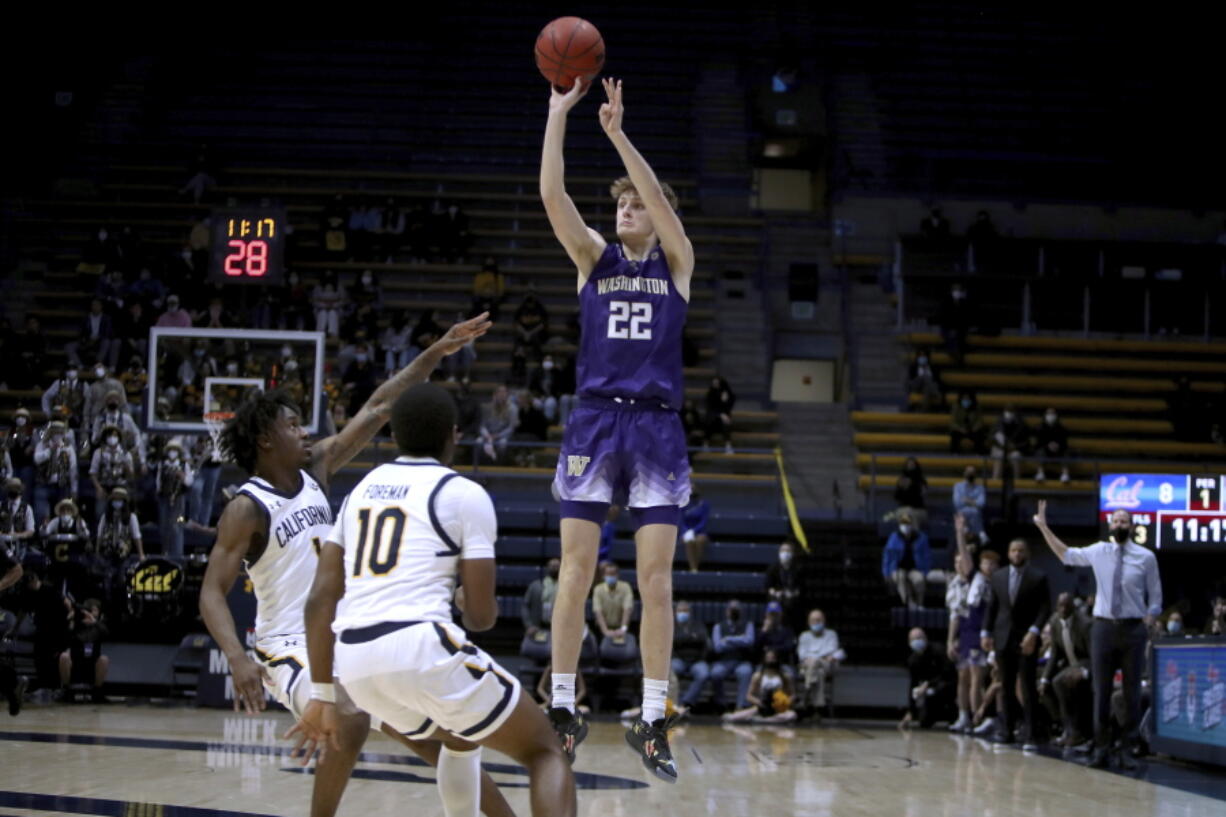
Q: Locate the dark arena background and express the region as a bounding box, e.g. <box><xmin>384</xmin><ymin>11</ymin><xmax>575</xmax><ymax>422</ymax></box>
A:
<box><xmin>2</xmin><ymin>4</ymin><xmax>1226</xmax><ymax>815</ymax></box>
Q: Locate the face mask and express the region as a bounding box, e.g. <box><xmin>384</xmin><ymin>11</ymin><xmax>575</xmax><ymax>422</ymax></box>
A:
<box><xmin>542</xmin><ymin>359</ymin><xmax>554</xmax><ymax>370</ymax></box>
<box><xmin>111</xmin><ymin>500</ymin><xmax>124</xmax><ymax>510</ymax></box>
<box><xmin>899</xmin><ymin>524</ymin><xmax>912</xmax><ymax>536</ymax></box>
<box><xmin>676</xmin><ymin>612</ymin><xmax>690</xmax><ymax>624</ymax></box>
<box><xmin>66</xmin><ymin>370</ymin><xmax>78</xmax><ymax>380</ymax></box>
<box><xmin>1111</xmin><ymin>528</ymin><xmax>1130</xmax><ymax>544</ymax></box>
<box><xmin>166</xmin><ymin>452</ymin><xmax>180</xmax><ymax>463</ymax></box>
<box><xmin>15</xmin><ymin>417</ymin><xmax>27</xmax><ymax>427</ymax></box>
<box><xmin>168</xmin><ymin>302</ymin><xmax>180</xmax><ymax>311</ymax></box>
<box><xmin>226</xmin><ymin>363</ymin><xmax>239</xmax><ymax>376</ymax></box>
<box><xmin>910</xmin><ymin>639</ymin><xmax>927</xmax><ymax>653</ymax></box>
<box><xmin>7</xmin><ymin>490</ymin><xmax>20</xmax><ymax>499</ymax></box>
<box><xmin>1003</xmin><ymin>412</ymin><xmax>1015</xmax><ymax>422</ymax></box>
<box><xmin>60</xmin><ymin>514</ymin><xmax>73</xmax><ymax>526</ymax></box>
<box><xmin>965</xmin><ymin>473</ymin><xmax>976</xmax><ymax>483</ymax></box>
<box><xmin>728</xmin><ymin>608</ymin><xmax>741</xmax><ymax>622</ymax></box>
<box><xmin>107</xmin><ymin>402</ymin><xmax>120</xmax><ymax>411</ymax></box>
<box><xmin>960</xmin><ymin>398</ymin><xmax>972</xmax><ymax>408</ymax></box>
<box><xmin>810</xmin><ymin>623</ymin><xmax>825</xmax><ymax>634</ymax></box>
<box><xmin>952</xmin><ymin>291</ymin><xmax>965</xmax><ymax>300</ymax></box>
<box><xmin>780</xmin><ymin>552</ymin><xmax>793</xmax><ymax>565</ymax></box>
<box><xmin>1167</xmin><ymin>621</ymin><xmax>1183</xmax><ymax>635</ymax></box>
<box><xmin>1045</xmin><ymin>413</ymin><xmax>1057</xmax><ymax>424</ymax></box>
<box><xmin>355</xmin><ymin>354</ymin><xmax>369</xmax><ymax>364</ymax></box>
<box><xmin>764</xmin><ymin>660</ymin><xmax>779</xmax><ymax>669</ymax></box>
<box><xmin>95</xmin><ymin>367</ymin><xmax>106</xmax><ymax>378</ymax></box>
<box><xmin>362</xmin><ymin>274</ymin><xmax>373</xmax><ymax>285</ymax></box>
<box><xmin>193</xmin><ymin>349</ymin><xmax>205</xmax><ymax>357</ymax></box>
<box><xmin>604</xmin><ymin>575</ymin><xmax>617</xmax><ymax>587</ymax></box>
<box><xmin>917</xmin><ymin>356</ymin><xmax>928</xmax><ymax>365</ymax></box>
<box><xmin>285</xmin><ymin>360</ymin><xmax>299</xmax><ymax>372</ymax></box>
<box><xmin>107</xmin><ymin>436</ymin><xmax>119</xmax><ymax>446</ymax></box>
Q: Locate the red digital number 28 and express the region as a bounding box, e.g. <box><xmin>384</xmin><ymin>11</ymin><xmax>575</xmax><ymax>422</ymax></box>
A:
<box><xmin>223</xmin><ymin>240</ymin><xmax>269</xmax><ymax>277</ymax></box>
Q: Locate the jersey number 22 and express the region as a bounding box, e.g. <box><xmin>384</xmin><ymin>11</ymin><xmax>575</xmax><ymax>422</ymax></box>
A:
<box><xmin>607</xmin><ymin>301</ymin><xmax>652</xmax><ymax>340</ymax></box>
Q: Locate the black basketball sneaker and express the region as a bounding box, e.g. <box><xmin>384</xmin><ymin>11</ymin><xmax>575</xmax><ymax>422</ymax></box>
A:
<box><xmin>625</xmin><ymin>714</ymin><xmax>679</xmax><ymax>783</ymax></box>
<box><xmin>549</xmin><ymin>707</ymin><xmax>589</xmax><ymax>764</ymax></box>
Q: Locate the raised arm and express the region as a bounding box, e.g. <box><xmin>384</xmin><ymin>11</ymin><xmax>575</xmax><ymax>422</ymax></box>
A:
<box><xmin>310</xmin><ymin>313</ymin><xmax>491</xmax><ymax>481</ymax></box>
<box><xmin>199</xmin><ymin>496</ymin><xmax>269</xmax><ymax>714</ymax></box>
<box><xmin>1032</xmin><ymin>500</ymin><xmax>1072</xmax><ymax>563</ymax></box>
<box><xmin>599</xmin><ymin>79</ymin><xmax>695</xmax><ymax>295</ymax></box>
<box><xmin>540</xmin><ymin>80</ymin><xmax>606</xmax><ymax>280</ymax></box>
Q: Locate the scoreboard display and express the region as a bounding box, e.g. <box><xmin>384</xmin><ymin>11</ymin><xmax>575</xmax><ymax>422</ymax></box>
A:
<box><xmin>1099</xmin><ymin>473</ymin><xmax>1226</xmax><ymax>550</ymax></box>
<box><xmin>209</xmin><ymin>208</ymin><xmax>287</xmax><ymax>285</ymax></box>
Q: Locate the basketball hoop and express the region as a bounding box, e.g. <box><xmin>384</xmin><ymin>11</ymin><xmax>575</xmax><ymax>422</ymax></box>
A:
<box><xmin>203</xmin><ymin>411</ymin><xmax>234</xmax><ymax>462</ymax></box>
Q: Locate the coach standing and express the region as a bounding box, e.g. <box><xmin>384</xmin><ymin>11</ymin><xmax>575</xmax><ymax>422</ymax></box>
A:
<box><xmin>1033</xmin><ymin>501</ymin><xmax>1161</xmax><ymax>771</ymax></box>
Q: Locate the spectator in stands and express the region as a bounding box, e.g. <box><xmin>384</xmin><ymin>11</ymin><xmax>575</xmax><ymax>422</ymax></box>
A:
<box><xmin>453</xmin><ymin>377</ymin><xmax>481</xmax><ymax>440</ymax></box>
<box><xmin>989</xmin><ymin>405</ymin><xmax>1030</xmax><ymax>480</ymax></box>
<box><xmin>907</xmin><ymin>348</ymin><xmax>943</xmax><ymax>413</ymax></box>
<box><xmin>377</xmin><ymin>202</ymin><xmax>406</xmax><ymax>261</ymax></box>
<box><xmin>0</xmin><ymin>478</ymin><xmax>37</xmax><ymax>563</ymax></box>
<box><xmin>189</xmin><ymin>436</ymin><xmax>222</xmax><ymax>526</ymax></box>
<box><xmin>380</xmin><ymin>310</ymin><xmax>414</xmax><ymax>374</ymax></box>
<box><xmin>95</xmin><ymin>269</ymin><xmax>127</xmax><ymax>314</ymax></box>
<box><xmin>409</xmin><ymin>308</ymin><xmax>443</xmax><ymax>363</ymax></box>
<box><xmin>65</xmin><ymin>299</ymin><xmax>115</xmax><ymax>371</ymax></box>
<box><xmin>471</xmin><ymin>256</ymin><xmax>506</xmax><ymax>322</ymax></box>
<box><xmin>34</xmin><ymin>421</ymin><xmax>77</xmax><ymax>525</ymax></box>
<box><xmin>514</xmin><ymin>388</ymin><xmax>550</xmax><ymax>443</ymax></box>
<box><xmin>892</xmin><ymin>457</ymin><xmax>928</xmax><ymax>530</ymax></box>
<box><xmin>721</xmin><ymin>648</ymin><xmax>798</xmax><ymax>724</ymax></box>
<box><xmin>708</xmin><ymin>600</ymin><xmax>758</xmax><ymax>712</ymax></box>
<box><xmin>672</xmin><ymin>600</ymin><xmax>712</xmax><ymax>717</ymax></box>
<box><xmin>946</xmin><ymin>514</ymin><xmax>991</xmax><ymax>732</ymax></box>
<box><xmin>966</xmin><ymin>211</ymin><xmax>999</xmax><ymax>271</ymax></box>
<box><xmin>176</xmin><ymin>342</ymin><xmax>220</xmax><ymax>391</ymax></box>
<box><xmin>1034</xmin><ymin>407</ymin><xmax>1071</xmax><ymax>484</ymax></box>
<box><xmin>936</xmin><ymin>282</ymin><xmax>972</xmax><ymax>363</ymax></box>
<box><xmin>155</xmin><ymin>441</ymin><xmax>192</xmax><ymax>559</ymax></box>
<box><xmin>797</xmin><ymin>608</ymin><xmax>844</xmax><ymax>716</ymax></box>
<box><xmin>96</xmin><ymin>487</ymin><xmax>143</xmax><ymax>586</ymax></box>
<box><xmin>91</xmin><ymin>391</ymin><xmax>145</xmax><ymax>468</ymax></box>
<box><xmin>127</xmin><ymin>267</ymin><xmax>168</xmax><ymax>314</ymax></box>
<box><xmin>15</xmin><ymin>567</ymin><xmax>72</xmax><ymax>700</ymax></box>
<box><xmin>443</xmin><ymin>311</ymin><xmax>478</xmax><ymax>383</ymax></box>
<box><xmin>312</xmin><ymin>271</ymin><xmax>346</xmax><ymax>338</ymax></box>
<box><xmin>528</xmin><ymin>354</ymin><xmax>569</xmax><ymax>425</ymax></box>
<box><xmin>436</xmin><ymin>200</ymin><xmax>470</xmax><ymax>263</ymax></box>
<box><xmin>0</xmin><ymin>445</ymin><xmax>9</xmax><ymax>484</ymax></box>
<box><xmin>598</xmin><ymin>506</ymin><xmax>620</xmax><ymax>564</ymax></box>
<box><xmin>511</xmin><ymin>287</ymin><xmax>550</xmax><ymax>380</ymax></box>
<box><xmin>680</xmin><ymin>399</ymin><xmax>705</xmax><ymax>449</ymax></box>
<box><xmin>919</xmin><ymin>207</ymin><xmax>951</xmax><ymax>242</ymax></box>
<box><xmin>88</xmin><ymin>426</ymin><xmax>136</xmax><ymax>522</ymax></box>
<box><xmin>901</xmin><ymin>627</ymin><xmax>957</xmax><ymax>729</ymax></box>
<box><xmin>61</xmin><ymin>597</ymin><xmax>109</xmax><ymax>702</ymax></box>
<box><xmin>765</xmin><ymin>541</ymin><xmax>801</xmax><ymax>623</ymax></box>
<box><xmin>592</xmin><ymin>562</ymin><xmax>634</xmax><ymax>640</ymax></box>
<box><xmin>279</xmin><ymin>272</ymin><xmax>312</xmax><ymax>331</ymax></box>
<box><xmin>349</xmin><ymin>270</ymin><xmax>383</xmax><ymax>311</ymax></box>
<box><xmin>155</xmin><ymin>294</ymin><xmax>192</xmax><ymax>328</ymax></box>
<box><xmin>193</xmin><ymin>295</ymin><xmax>239</xmax><ymax>329</ymax></box>
<box><xmin>1162</xmin><ymin>610</ymin><xmax>1189</xmax><ymax>637</ymax></box>
<box><xmin>953</xmin><ymin>467</ymin><xmax>988</xmax><ymax>545</ymax></box>
<box><xmin>1040</xmin><ymin>592</ymin><xmax>1092</xmax><ymax>753</ymax></box>
<box><xmin>949</xmin><ymin>391</ymin><xmax>987</xmax><ymax>454</ymax></box>
<box><xmin>883</xmin><ymin>512</ymin><xmax>931</xmax><ymax>609</ymax></box>
<box><xmin>757</xmin><ymin>601</ymin><xmax>797</xmax><ymax>679</ymax></box>
<box><xmin>42</xmin><ymin>499</ymin><xmax>90</xmax><ymax>597</ymax></box>
<box><xmin>1209</xmin><ymin>592</ymin><xmax>1226</xmax><ymax>636</ymax></box>
<box><xmin>679</xmin><ymin>489</ymin><xmax>711</xmax><ymax>573</ymax></box>
<box><xmin>341</xmin><ymin>343</ymin><xmax>378</xmax><ymax>418</ymax></box>
<box><xmin>523</xmin><ymin>557</ymin><xmax>561</xmax><ymax>641</ymax></box>
<box><xmin>704</xmin><ymin>376</ymin><xmax>736</xmax><ymax>454</ymax></box>
<box><xmin>5</xmin><ymin>410</ymin><xmax>37</xmax><ymax>500</ymax></box>
<box><xmin>84</xmin><ymin>364</ymin><xmax>124</xmax><ymax>436</ymax></box>
<box><xmin>981</xmin><ymin>538</ymin><xmax>1050</xmax><ymax>750</ymax></box>
<box><xmin>115</xmin><ymin>303</ymin><xmax>151</xmax><ymax>366</ymax></box>
<box><xmin>42</xmin><ymin>367</ymin><xmax>88</xmax><ymax>431</ymax></box>
<box><xmin>478</xmin><ymin>384</ymin><xmax>518</xmax><ymax>464</ymax></box>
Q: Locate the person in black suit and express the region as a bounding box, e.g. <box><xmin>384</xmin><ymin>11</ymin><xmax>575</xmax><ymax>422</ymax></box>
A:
<box><xmin>981</xmin><ymin>538</ymin><xmax>1050</xmax><ymax>748</ymax></box>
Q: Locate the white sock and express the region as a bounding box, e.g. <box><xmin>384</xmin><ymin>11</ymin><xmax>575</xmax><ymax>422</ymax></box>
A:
<box><xmin>642</xmin><ymin>677</ymin><xmax>669</xmax><ymax>723</ymax></box>
<box><xmin>437</xmin><ymin>745</ymin><xmax>482</xmax><ymax>817</ymax></box>
<box><xmin>551</xmin><ymin>673</ymin><xmax>576</xmax><ymax>714</ymax></box>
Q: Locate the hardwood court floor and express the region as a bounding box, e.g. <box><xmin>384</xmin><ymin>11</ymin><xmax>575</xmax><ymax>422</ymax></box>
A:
<box><xmin>1</xmin><ymin>705</ymin><xmax>1224</xmax><ymax>817</ymax></box>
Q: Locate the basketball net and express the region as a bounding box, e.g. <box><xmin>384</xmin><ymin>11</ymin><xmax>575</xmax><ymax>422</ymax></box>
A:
<box><xmin>203</xmin><ymin>411</ymin><xmax>234</xmax><ymax>462</ymax></box>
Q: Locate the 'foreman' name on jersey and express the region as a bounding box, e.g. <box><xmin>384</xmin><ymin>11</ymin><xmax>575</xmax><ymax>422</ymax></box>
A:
<box><xmin>596</xmin><ymin>276</ymin><xmax>671</xmax><ymax>296</ymax></box>
<box><xmin>274</xmin><ymin>505</ymin><xmax>331</xmax><ymax>549</ymax></box>
<box><xmin>363</xmin><ymin>484</ymin><xmax>411</xmax><ymax>500</ymax></box>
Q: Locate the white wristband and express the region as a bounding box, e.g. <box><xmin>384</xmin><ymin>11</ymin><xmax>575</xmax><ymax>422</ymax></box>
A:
<box><xmin>310</xmin><ymin>683</ymin><xmax>336</xmax><ymax>703</ymax></box>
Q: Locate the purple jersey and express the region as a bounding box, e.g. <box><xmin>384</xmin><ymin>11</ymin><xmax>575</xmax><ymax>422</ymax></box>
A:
<box><xmin>576</xmin><ymin>242</ymin><xmax>687</xmax><ymax>409</ymax></box>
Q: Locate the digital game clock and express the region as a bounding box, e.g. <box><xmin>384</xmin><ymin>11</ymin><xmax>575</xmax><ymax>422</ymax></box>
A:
<box><xmin>208</xmin><ymin>208</ymin><xmax>287</xmax><ymax>284</ymax></box>
<box><xmin>1100</xmin><ymin>473</ymin><xmax>1226</xmax><ymax>550</ymax></box>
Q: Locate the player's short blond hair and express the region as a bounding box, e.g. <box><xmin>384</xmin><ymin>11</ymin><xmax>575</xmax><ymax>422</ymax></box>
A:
<box><xmin>610</xmin><ymin>176</ymin><xmax>679</xmax><ymax>211</ymax></box>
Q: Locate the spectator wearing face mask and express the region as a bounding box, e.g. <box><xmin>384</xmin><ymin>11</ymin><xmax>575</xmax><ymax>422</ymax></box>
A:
<box><xmin>511</xmin><ymin>288</ymin><xmax>550</xmax><ymax>380</ymax></box>
<box><xmin>155</xmin><ymin>441</ymin><xmax>193</xmax><ymax>559</ymax></box>
<box><xmin>115</xmin><ymin>303</ymin><xmax>151</xmax><ymax>365</ymax></box>
<box><xmin>892</xmin><ymin>457</ymin><xmax>928</xmax><ymax>531</ymax></box>
<box><xmin>936</xmin><ymin>282</ymin><xmax>972</xmax><ymax>364</ymax></box>
<box><xmin>88</xmin><ymin>425</ymin><xmax>136</xmax><ymax>523</ymax></box>
<box><xmin>528</xmin><ymin>354</ymin><xmax>568</xmax><ymax>425</ymax></box>
<box><xmin>592</xmin><ymin>562</ymin><xmax>634</xmax><ymax>640</ymax></box>
<box><xmin>953</xmin><ymin>467</ymin><xmax>988</xmax><ymax>545</ymax></box>
<box><xmin>349</xmin><ymin>269</ymin><xmax>383</xmax><ymax>311</ymax></box>
<box><xmin>883</xmin><ymin>512</ymin><xmax>931</xmax><ymax>609</ymax></box>
<box><xmin>34</xmin><ymin>421</ymin><xmax>77</xmax><ymax>525</ymax></box>
<box><xmin>90</xmin><ymin>393</ymin><xmax>145</xmax><ymax>468</ymax></box>
<box><xmin>42</xmin><ymin>499</ymin><xmax>91</xmax><ymax>598</ymax></box>
<box><xmin>797</xmin><ymin>608</ymin><xmax>844</xmax><ymax>716</ymax></box>
<box><xmin>0</xmin><ymin>478</ymin><xmax>37</xmax><ymax>563</ymax></box>
<box><xmin>155</xmin><ymin>294</ymin><xmax>192</xmax><ymax>328</ymax></box>
<box><xmin>901</xmin><ymin>627</ymin><xmax>957</xmax><ymax>729</ymax></box>
<box><xmin>721</xmin><ymin>648</ymin><xmax>798</xmax><ymax>724</ymax></box>
<box><xmin>710</xmin><ymin>599</ymin><xmax>756</xmax><ymax>711</ymax></box>
<box><xmin>679</xmin><ymin>490</ymin><xmax>711</xmax><ymax>573</ymax></box>
<box><xmin>523</xmin><ymin>557</ymin><xmax>561</xmax><ymax>641</ymax></box>
<box><xmin>279</xmin><ymin>272</ymin><xmax>312</xmax><ymax>331</ymax></box>
<box><xmin>1034</xmin><ymin>407</ymin><xmax>1070</xmax><ymax>484</ymax></box>
<box><xmin>479</xmin><ymin>385</ymin><xmax>518</xmax><ymax>464</ymax></box>
<box><xmin>177</xmin><ymin>343</ymin><xmax>219</xmax><ymax>389</ymax></box>
<box><xmin>703</xmin><ymin>376</ymin><xmax>736</xmax><ymax>455</ymax></box>
<box><xmin>757</xmin><ymin>601</ymin><xmax>797</xmax><ymax>680</ymax></box>
<box><xmin>95</xmin><ymin>487</ymin><xmax>143</xmax><ymax>610</ymax></box>
<box><xmin>83</xmin><ymin>366</ymin><xmax>125</xmax><ymax>436</ymax></box>
<box><xmin>1208</xmin><ymin>592</ymin><xmax>1226</xmax><ymax>636</ymax></box>
<box><xmin>672</xmin><ymin>600</ymin><xmax>713</xmax><ymax>717</ymax></box>
<box><xmin>946</xmin><ymin>514</ymin><xmax>992</xmax><ymax>733</ymax></box>
<box><xmin>188</xmin><ymin>436</ymin><xmax>223</xmax><ymax>527</ymax></box>
<box><xmin>312</xmin><ymin>271</ymin><xmax>346</xmax><ymax>338</ymax></box>
<box><xmin>62</xmin><ymin>598</ymin><xmax>110</xmax><ymax>703</ymax></box>
<box><xmin>989</xmin><ymin>405</ymin><xmax>1031</xmax><ymax>481</ymax></box>
<box><xmin>65</xmin><ymin>298</ymin><xmax>115</xmax><ymax>371</ymax></box>
<box><xmin>341</xmin><ymin>343</ymin><xmax>377</xmax><ymax>417</ymax></box>
<box><xmin>380</xmin><ymin>310</ymin><xmax>414</xmax><ymax>374</ymax></box>
<box><xmin>765</xmin><ymin>542</ymin><xmax>801</xmax><ymax>623</ymax></box>
<box><xmin>949</xmin><ymin>391</ymin><xmax>987</xmax><ymax>454</ymax></box>
<box><xmin>5</xmin><ymin>409</ymin><xmax>37</xmax><ymax>500</ymax></box>
<box><xmin>1039</xmin><ymin>592</ymin><xmax>1093</xmax><ymax>754</ymax></box>
<box><xmin>41</xmin><ymin>367</ymin><xmax>87</xmax><ymax>431</ymax></box>
<box><xmin>907</xmin><ymin>348</ymin><xmax>943</xmax><ymax>413</ymax></box>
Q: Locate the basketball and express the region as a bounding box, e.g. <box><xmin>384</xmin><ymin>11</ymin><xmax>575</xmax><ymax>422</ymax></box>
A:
<box><xmin>535</xmin><ymin>16</ymin><xmax>605</xmax><ymax>92</ymax></box>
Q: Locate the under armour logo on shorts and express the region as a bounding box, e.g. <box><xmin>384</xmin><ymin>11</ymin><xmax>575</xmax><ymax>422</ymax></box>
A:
<box><xmin>566</xmin><ymin>456</ymin><xmax>592</xmax><ymax>477</ymax></box>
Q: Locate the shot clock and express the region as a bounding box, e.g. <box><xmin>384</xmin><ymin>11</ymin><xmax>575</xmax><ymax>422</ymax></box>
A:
<box><xmin>1099</xmin><ymin>473</ymin><xmax>1226</xmax><ymax>550</ymax></box>
<box><xmin>208</xmin><ymin>208</ymin><xmax>287</xmax><ymax>284</ymax></box>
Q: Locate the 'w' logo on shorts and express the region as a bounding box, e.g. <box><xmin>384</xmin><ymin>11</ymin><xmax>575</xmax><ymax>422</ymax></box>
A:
<box><xmin>566</xmin><ymin>456</ymin><xmax>592</xmax><ymax>477</ymax></box>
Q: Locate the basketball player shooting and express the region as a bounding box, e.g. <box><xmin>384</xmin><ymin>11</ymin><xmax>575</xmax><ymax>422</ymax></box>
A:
<box><xmin>540</xmin><ymin>76</ymin><xmax>694</xmax><ymax>782</ymax></box>
<box><xmin>198</xmin><ymin>314</ymin><xmax>517</xmax><ymax>817</ymax></box>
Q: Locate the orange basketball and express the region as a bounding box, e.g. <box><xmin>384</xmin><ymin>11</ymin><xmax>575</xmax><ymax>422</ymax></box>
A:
<box><xmin>535</xmin><ymin>16</ymin><xmax>605</xmax><ymax>92</ymax></box>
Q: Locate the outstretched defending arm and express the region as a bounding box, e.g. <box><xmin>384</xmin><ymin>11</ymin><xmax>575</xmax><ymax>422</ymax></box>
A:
<box><xmin>541</xmin><ymin>80</ymin><xmax>606</xmax><ymax>283</ymax></box>
<box><xmin>598</xmin><ymin>78</ymin><xmax>694</xmax><ymax>296</ymax></box>
<box><xmin>311</xmin><ymin>313</ymin><xmax>491</xmax><ymax>482</ymax></box>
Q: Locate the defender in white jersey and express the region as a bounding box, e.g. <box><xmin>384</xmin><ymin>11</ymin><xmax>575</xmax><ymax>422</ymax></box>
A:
<box><xmin>299</xmin><ymin>383</ymin><xmax>575</xmax><ymax>817</ymax></box>
<box><xmin>198</xmin><ymin>315</ymin><xmax>517</xmax><ymax>817</ymax></box>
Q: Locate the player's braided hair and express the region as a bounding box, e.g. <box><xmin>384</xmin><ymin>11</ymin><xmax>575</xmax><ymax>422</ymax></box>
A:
<box><xmin>218</xmin><ymin>389</ymin><xmax>300</xmax><ymax>475</ymax></box>
<box><xmin>391</xmin><ymin>383</ymin><xmax>457</xmax><ymax>460</ymax></box>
